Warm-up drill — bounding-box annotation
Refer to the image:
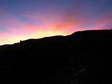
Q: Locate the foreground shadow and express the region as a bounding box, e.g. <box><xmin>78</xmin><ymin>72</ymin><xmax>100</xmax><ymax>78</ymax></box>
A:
<box><xmin>0</xmin><ymin>30</ymin><xmax>110</xmax><ymax>83</ymax></box>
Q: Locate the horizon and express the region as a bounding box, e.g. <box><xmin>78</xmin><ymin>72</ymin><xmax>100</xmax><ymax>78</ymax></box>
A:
<box><xmin>0</xmin><ymin>29</ymin><xmax>79</xmax><ymax>46</ymax></box>
<box><xmin>0</xmin><ymin>29</ymin><xmax>112</xmax><ymax>46</ymax></box>
<box><xmin>0</xmin><ymin>0</ymin><xmax>112</xmax><ymax>45</ymax></box>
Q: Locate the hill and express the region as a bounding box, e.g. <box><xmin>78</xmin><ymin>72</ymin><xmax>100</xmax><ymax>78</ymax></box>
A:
<box><xmin>0</xmin><ymin>30</ymin><xmax>110</xmax><ymax>83</ymax></box>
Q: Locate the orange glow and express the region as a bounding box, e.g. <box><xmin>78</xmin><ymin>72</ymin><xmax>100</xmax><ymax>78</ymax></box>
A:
<box><xmin>0</xmin><ymin>25</ymin><xmax>75</xmax><ymax>45</ymax></box>
<box><xmin>0</xmin><ymin>12</ymin><xmax>111</xmax><ymax>45</ymax></box>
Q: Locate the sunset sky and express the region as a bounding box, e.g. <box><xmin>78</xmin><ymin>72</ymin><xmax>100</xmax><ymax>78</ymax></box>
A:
<box><xmin>0</xmin><ymin>0</ymin><xmax>112</xmax><ymax>45</ymax></box>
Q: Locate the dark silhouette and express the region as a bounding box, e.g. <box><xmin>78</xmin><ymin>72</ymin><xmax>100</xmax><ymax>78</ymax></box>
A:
<box><xmin>0</xmin><ymin>30</ymin><xmax>110</xmax><ymax>83</ymax></box>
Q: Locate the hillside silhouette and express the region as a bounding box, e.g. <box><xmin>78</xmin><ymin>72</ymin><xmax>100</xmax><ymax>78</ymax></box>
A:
<box><xmin>0</xmin><ymin>30</ymin><xmax>110</xmax><ymax>83</ymax></box>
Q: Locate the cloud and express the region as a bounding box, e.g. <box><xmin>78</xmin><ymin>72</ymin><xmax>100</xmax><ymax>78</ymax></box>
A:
<box><xmin>93</xmin><ymin>12</ymin><xmax>112</xmax><ymax>30</ymax></box>
<box><xmin>0</xmin><ymin>0</ymin><xmax>112</xmax><ymax>45</ymax></box>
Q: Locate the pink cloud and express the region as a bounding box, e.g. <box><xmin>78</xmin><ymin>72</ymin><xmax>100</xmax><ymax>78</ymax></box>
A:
<box><xmin>0</xmin><ymin>10</ymin><xmax>112</xmax><ymax>45</ymax></box>
<box><xmin>90</xmin><ymin>12</ymin><xmax>112</xmax><ymax>30</ymax></box>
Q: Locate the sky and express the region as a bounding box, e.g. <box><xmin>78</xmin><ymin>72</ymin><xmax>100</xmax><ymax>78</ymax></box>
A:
<box><xmin>0</xmin><ymin>0</ymin><xmax>112</xmax><ymax>45</ymax></box>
